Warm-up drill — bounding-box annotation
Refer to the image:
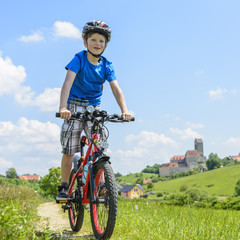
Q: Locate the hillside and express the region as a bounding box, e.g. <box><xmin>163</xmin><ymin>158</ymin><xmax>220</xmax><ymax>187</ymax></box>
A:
<box><xmin>117</xmin><ymin>165</ymin><xmax>240</xmax><ymax>197</ymax></box>
<box><xmin>116</xmin><ymin>172</ymin><xmax>158</xmax><ymax>185</ymax></box>
<box><xmin>152</xmin><ymin>165</ymin><xmax>240</xmax><ymax>196</ymax></box>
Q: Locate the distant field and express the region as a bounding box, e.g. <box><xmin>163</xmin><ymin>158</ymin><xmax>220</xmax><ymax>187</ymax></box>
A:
<box><xmin>152</xmin><ymin>165</ymin><xmax>240</xmax><ymax>196</ymax></box>
<box><xmin>116</xmin><ymin>172</ymin><xmax>158</xmax><ymax>184</ymax></box>
<box><xmin>116</xmin><ymin>165</ymin><xmax>240</xmax><ymax>197</ymax></box>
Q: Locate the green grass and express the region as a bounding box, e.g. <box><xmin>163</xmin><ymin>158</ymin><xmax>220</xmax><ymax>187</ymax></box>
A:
<box><xmin>109</xmin><ymin>199</ymin><xmax>240</xmax><ymax>240</ymax></box>
<box><xmin>79</xmin><ymin>199</ymin><xmax>240</xmax><ymax>239</ymax></box>
<box><xmin>151</xmin><ymin>165</ymin><xmax>240</xmax><ymax>196</ymax></box>
<box><xmin>0</xmin><ymin>183</ymin><xmax>45</xmax><ymax>240</ymax></box>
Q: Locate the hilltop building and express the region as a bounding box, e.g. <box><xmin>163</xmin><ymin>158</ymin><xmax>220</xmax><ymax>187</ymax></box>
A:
<box><xmin>159</xmin><ymin>138</ymin><xmax>207</xmax><ymax>177</ymax></box>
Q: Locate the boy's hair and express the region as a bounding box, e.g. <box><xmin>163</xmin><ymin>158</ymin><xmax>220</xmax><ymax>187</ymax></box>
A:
<box><xmin>83</xmin><ymin>31</ymin><xmax>108</xmax><ymax>43</ymax></box>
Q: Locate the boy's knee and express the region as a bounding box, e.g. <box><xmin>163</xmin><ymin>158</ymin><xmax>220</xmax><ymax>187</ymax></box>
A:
<box><xmin>62</xmin><ymin>154</ymin><xmax>74</xmax><ymax>161</ymax></box>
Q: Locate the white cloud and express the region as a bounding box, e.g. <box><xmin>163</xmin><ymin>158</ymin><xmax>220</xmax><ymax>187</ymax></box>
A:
<box><xmin>208</xmin><ymin>88</ymin><xmax>227</xmax><ymax>99</ymax></box>
<box><xmin>186</xmin><ymin>122</ymin><xmax>204</xmax><ymax>129</ymax></box>
<box><xmin>109</xmin><ymin>131</ymin><xmax>179</xmax><ymax>174</ymax></box>
<box><xmin>0</xmin><ymin>52</ymin><xmax>26</xmax><ymax>95</ymax></box>
<box><xmin>15</xmin><ymin>87</ymin><xmax>60</xmax><ymax>112</ymax></box>
<box><xmin>170</xmin><ymin>127</ymin><xmax>202</xmax><ymax>139</ymax></box>
<box><xmin>225</xmin><ymin>137</ymin><xmax>240</xmax><ymax>145</ymax></box>
<box><xmin>0</xmin><ymin>157</ymin><xmax>13</xmax><ymax>169</ymax></box>
<box><xmin>0</xmin><ymin>117</ymin><xmax>60</xmax><ymax>152</ymax></box>
<box><xmin>18</xmin><ymin>32</ymin><xmax>45</xmax><ymax>42</ymax></box>
<box><xmin>53</xmin><ymin>21</ymin><xmax>81</xmax><ymax>39</ymax></box>
<box><xmin>0</xmin><ymin>53</ymin><xmax>60</xmax><ymax>112</ymax></box>
<box><xmin>0</xmin><ymin>118</ymin><xmax>62</xmax><ymax>175</ymax></box>
<box><xmin>126</xmin><ymin>131</ymin><xmax>176</xmax><ymax>146</ymax></box>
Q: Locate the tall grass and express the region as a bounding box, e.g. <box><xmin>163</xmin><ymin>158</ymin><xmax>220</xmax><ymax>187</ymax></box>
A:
<box><xmin>109</xmin><ymin>199</ymin><xmax>240</xmax><ymax>240</ymax></box>
<box><xmin>0</xmin><ymin>183</ymin><xmax>44</xmax><ymax>239</ymax></box>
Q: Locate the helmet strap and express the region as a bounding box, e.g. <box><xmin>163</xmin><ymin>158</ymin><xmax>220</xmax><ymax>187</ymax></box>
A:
<box><xmin>87</xmin><ymin>49</ymin><xmax>104</xmax><ymax>61</ymax></box>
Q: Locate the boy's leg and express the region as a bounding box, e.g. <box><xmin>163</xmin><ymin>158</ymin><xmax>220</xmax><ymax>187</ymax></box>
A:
<box><xmin>61</xmin><ymin>154</ymin><xmax>74</xmax><ymax>183</ymax></box>
<box><xmin>56</xmin><ymin>154</ymin><xmax>74</xmax><ymax>201</ymax></box>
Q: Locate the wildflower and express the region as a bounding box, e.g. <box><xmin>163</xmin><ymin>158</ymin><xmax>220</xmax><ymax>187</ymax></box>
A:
<box><xmin>135</xmin><ymin>205</ymin><xmax>138</xmax><ymax>210</ymax></box>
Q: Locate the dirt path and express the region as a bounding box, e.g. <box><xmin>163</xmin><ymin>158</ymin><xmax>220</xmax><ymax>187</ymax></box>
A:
<box><xmin>37</xmin><ymin>201</ymin><xmax>94</xmax><ymax>239</ymax></box>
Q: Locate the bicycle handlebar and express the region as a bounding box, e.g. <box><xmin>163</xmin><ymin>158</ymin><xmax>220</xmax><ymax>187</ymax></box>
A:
<box><xmin>56</xmin><ymin>111</ymin><xmax>135</xmax><ymax>122</ymax></box>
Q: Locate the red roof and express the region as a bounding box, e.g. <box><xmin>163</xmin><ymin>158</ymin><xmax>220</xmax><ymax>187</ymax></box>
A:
<box><xmin>170</xmin><ymin>155</ymin><xmax>185</xmax><ymax>161</ymax></box>
<box><xmin>160</xmin><ymin>162</ymin><xmax>178</xmax><ymax>168</ymax></box>
<box><xmin>18</xmin><ymin>175</ymin><xmax>40</xmax><ymax>181</ymax></box>
<box><xmin>186</xmin><ymin>150</ymin><xmax>198</xmax><ymax>157</ymax></box>
<box><xmin>232</xmin><ymin>156</ymin><xmax>240</xmax><ymax>162</ymax></box>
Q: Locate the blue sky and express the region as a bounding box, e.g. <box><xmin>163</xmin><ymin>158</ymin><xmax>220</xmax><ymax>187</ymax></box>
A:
<box><xmin>0</xmin><ymin>0</ymin><xmax>240</xmax><ymax>176</ymax></box>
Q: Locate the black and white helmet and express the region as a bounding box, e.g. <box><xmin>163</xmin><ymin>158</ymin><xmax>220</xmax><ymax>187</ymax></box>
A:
<box><xmin>82</xmin><ymin>20</ymin><xmax>111</xmax><ymax>42</ymax></box>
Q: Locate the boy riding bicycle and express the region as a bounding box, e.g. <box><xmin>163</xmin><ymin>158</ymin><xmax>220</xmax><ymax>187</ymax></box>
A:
<box><xmin>56</xmin><ymin>20</ymin><xmax>131</xmax><ymax>201</ymax></box>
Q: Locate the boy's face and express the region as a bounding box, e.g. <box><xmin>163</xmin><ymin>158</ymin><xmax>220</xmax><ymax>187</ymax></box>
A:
<box><xmin>84</xmin><ymin>33</ymin><xmax>107</xmax><ymax>56</ymax></box>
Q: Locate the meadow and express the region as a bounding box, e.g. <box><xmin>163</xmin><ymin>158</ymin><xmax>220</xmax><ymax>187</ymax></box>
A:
<box><xmin>77</xmin><ymin>199</ymin><xmax>240</xmax><ymax>240</ymax></box>
<box><xmin>1</xmin><ymin>181</ymin><xmax>240</xmax><ymax>239</ymax></box>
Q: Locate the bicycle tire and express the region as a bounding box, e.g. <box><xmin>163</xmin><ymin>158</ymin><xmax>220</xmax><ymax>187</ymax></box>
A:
<box><xmin>90</xmin><ymin>161</ymin><xmax>117</xmax><ymax>239</ymax></box>
<box><xmin>68</xmin><ymin>169</ymin><xmax>84</xmax><ymax>232</ymax></box>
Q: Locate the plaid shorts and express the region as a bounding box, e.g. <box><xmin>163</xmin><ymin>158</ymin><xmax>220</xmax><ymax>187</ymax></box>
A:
<box><xmin>60</xmin><ymin>100</ymin><xmax>101</xmax><ymax>155</ymax></box>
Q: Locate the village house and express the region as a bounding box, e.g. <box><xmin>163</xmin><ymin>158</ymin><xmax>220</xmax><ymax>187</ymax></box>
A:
<box><xmin>119</xmin><ymin>184</ymin><xmax>144</xmax><ymax>199</ymax></box>
<box><xmin>159</xmin><ymin>138</ymin><xmax>207</xmax><ymax>177</ymax></box>
<box><xmin>18</xmin><ymin>174</ymin><xmax>40</xmax><ymax>181</ymax></box>
<box><xmin>227</xmin><ymin>155</ymin><xmax>240</xmax><ymax>162</ymax></box>
<box><xmin>143</xmin><ymin>178</ymin><xmax>152</xmax><ymax>184</ymax></box>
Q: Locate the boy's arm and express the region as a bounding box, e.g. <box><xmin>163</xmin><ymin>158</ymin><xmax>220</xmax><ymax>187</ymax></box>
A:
<box><xmin>110</xmin><ymin>80</ymin><xmax>131</xmax><ymax>121</ymax></box>
<box><xmin>59</xmin><ymin>69</ymin><xmax>76</xmax><ymax>120</ymax></box>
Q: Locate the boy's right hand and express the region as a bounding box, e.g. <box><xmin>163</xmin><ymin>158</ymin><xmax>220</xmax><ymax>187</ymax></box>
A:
<box><xmin>60</xmin><ymin>108</ymin><xmax>71</xmax><ymax>120</ymax></box>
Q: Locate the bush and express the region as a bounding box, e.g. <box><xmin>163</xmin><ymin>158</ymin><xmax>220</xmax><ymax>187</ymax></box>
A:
<box><xmin>147</xmin><ymin>182</ymin><xmax>154</xmax><ymax>189</ymax></box>
<box><xmin>186</xmin><ymin>189</ymin><xmax>209</xmax><ymax>202</ymax></box>
<box><xmin>40</xmin><ymin>167</ymin><xmax>61</xmax><ymax>199</ymax></box>
<box><xmin>235</xmin><ymin>179</ymin><xmax>240</xmax><ymax>196</ymax></box>
<box><xmin>179</xmin><ymin>184</ymin><xmax>188</xmax><ymax>192</ymax></box>
<box><xmin>164</xmin><ymin>193</ymin><xmax>193</xmax><ymax>206</ymax></box>
<box><xmin>157</xmin><ymin>192</ymin><xmax>163</xmax><ymax>197</ymax></box>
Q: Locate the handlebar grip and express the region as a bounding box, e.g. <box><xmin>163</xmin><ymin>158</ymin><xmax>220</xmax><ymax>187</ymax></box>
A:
<box><xmin>56</xmin><ymin>113</ymin><xmax>60</xmax><ymax>118</ymax></box>
<box><xmin>113</xmin><ymin>114</ymin><xmax>135</xmax><ymax>121</ymax></box>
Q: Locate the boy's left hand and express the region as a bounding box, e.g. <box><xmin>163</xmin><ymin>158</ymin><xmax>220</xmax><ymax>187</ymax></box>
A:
<box><xmin>122</xmin><ymin>112</ymin><xmax>132</xmax><ymax>121</ymax></box>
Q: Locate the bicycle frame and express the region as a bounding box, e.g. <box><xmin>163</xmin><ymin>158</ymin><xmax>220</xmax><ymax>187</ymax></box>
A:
<box><xmin>68</xmin><ymin>133</ymin><xmax>102</xmax><ymax>204</ymax></box>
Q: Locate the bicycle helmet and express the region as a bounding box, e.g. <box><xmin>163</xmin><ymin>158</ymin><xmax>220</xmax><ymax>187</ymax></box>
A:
<box><xmin>82</xmin><ymin>20</ymin><xmax>111</xmax><ymax>43</ymax></box>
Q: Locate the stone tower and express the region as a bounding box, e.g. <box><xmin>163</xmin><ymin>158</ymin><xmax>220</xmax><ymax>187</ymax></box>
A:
<box><xmin>194</xmin><ymin>138</ymin><xmax>204</xmax><ymax>157</ymax></box>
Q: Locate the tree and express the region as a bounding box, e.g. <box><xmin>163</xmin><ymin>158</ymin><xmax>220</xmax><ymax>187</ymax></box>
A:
<box><xmin>6</xmin><ymin>168</ymin><xmax>17</xmax><ymax>179</ymax></box>
<box><xmin>142</xmin><ymin>164</ymin><xmax>160</xmax><ymax>174</ymax></box>
<box><xmin>235</xmin><ymin>179</ymin><xmax>240</xmax><ymax>197</ymax></box>
<box><xmin>147</xmin><ymin>182</ymin><xmax>154</xmax><ymax>189</ymax></box>
<box><xmin>206</xmin><ymin>153</ymin><xmax>221</xmax><ymax>170</ymax></box>
<box><xmin>40</xmin><ymin>167</ymin><xmax>61</xmax><ymax>198</ymax></box>
<box><xmin>115</xmin><ymin>172</ymin><xmax>122</xmax><ymax>177</ymax></box>
<box><xmin>136</xmin><ymin>177</ymin><xmax>143</xmax><ymax>185</ymax></box>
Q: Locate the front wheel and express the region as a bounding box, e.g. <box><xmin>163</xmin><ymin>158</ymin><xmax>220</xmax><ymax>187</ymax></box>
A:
<box><xmin>90</xmin><ymin>161</ymin><xmax>117</xmax><ymax>239</ymax></box>
<box><xmin>68</xmin><ymin>169</ymin><xmax>84</xmax><ymax>232</ymax></box>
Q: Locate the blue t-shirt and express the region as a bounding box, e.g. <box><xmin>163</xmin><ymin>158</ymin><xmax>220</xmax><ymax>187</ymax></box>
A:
<box><xmin>65</xmin><ymin>50</ymin><xmax>116</xmax><ymax>106</ymax></box>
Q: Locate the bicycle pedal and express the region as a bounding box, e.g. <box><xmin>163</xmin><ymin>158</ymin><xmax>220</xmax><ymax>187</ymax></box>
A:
<box><xmin>57</xmin><ymin>200</ymin><xmax>68</xmax><ymax>203</ymax></box>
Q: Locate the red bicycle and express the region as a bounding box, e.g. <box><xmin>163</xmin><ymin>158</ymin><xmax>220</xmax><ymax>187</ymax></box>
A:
<box><xmin>56</xmin><ymin>107</ymin><xmax>134</xmax><ymax>239</ymax></box>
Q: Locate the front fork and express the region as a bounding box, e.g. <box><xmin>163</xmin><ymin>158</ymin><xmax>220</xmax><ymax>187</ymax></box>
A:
<box><xmin>88</xmin><ymin>156</ymin><xmax>96</xmax><ymax>203</ymax></box>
